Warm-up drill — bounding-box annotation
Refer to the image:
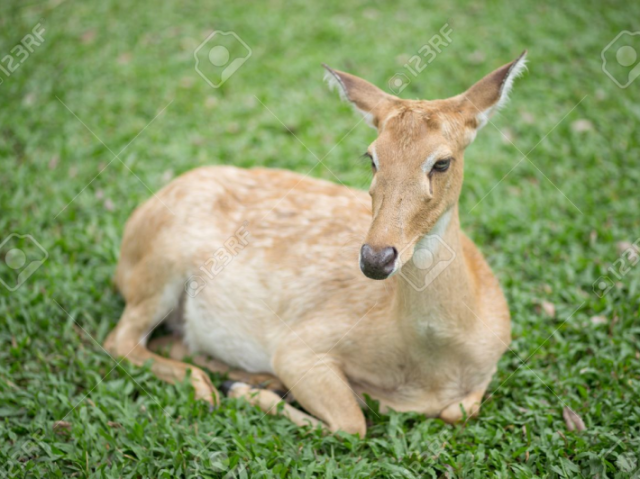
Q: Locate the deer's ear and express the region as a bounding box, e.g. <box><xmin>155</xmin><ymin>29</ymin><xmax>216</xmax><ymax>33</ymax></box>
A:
<box><xmin>323</xmin><ymin>65</ymin><xmax>397</xmax><ymax>129</ymax></box>
<box><xmin>461</xmin><ymin>51</ymin><xmax>527</xmax><ymax>131</ymax></box>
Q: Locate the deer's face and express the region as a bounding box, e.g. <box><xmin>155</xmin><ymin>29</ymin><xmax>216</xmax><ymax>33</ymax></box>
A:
<box><xmin>325</xmin><ymin>52</ymin><xmax>526</xmax><ymax>280</ymax></box>
<box><xmin>360</xmin><ymin>103</ymin><xmax>468</xmax><ymax>279</ymax></box>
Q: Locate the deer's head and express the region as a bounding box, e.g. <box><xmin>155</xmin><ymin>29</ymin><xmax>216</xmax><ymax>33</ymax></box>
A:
<box><xmin>324</xmin><ymin>52</ymin><xmax>527</xmax><ymax>280</ymax></box>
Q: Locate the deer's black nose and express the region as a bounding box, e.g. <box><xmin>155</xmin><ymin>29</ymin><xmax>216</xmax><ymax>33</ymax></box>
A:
<box><xmin>360</xmin><ymin>244</ymin><xmax>398</xmax><ymax>280</ymax></box>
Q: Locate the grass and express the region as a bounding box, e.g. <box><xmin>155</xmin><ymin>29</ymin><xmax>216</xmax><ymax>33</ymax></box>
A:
<box><xmin>1</xmin><ymin>0</ymin><xmax>639</xmax><ymax>477</ymax></box>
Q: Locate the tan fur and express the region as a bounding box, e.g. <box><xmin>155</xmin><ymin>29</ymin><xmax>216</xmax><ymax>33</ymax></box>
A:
<box><xmin>104</xmin><ymin>53</ymin><xmax>526</xmax><ymax>435</ymax></box>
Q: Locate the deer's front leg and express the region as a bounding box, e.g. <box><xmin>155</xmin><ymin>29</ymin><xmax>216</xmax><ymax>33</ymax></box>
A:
<box><xmin>272</xmin><ymin>348</ymin><xmax>366</xmax><ymax>436</ymax></box>
<box><xmin>439</xmin><ymin>387</ymin><xmax>487</xmax><ymax>424</ymax></box>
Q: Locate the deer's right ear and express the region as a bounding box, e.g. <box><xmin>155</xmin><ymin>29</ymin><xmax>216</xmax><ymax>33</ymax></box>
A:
<box><xmin>323</xmin><ymin>65</ymin><xmax>397</xmax><ymax>129</ymax></box>
<box><xmin>461</xmin><ymin>51</ymin><xmax>528</xmax><ymax>132</ymax></box>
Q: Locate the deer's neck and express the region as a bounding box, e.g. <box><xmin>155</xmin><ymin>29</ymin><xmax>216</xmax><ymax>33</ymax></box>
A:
<box><xmin>393</xmin><ymin>206</ymin><xmax>475</xmax><ymax>337</ymax></box>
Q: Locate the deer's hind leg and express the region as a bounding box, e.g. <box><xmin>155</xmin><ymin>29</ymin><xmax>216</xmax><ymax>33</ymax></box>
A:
<box><xmin>144</xmin><ymin>338</ymin><xmax>320</xmax><ymax>428</ymax></box>
<box><xmin>148</xmin><ymin>335</ymin><xmax>287</xmax><ymax>393</ymax></box>
<box><xmin>104</xmin><ymin>263</ymin><xmax>220</xmax><ymax>405</ymax></box>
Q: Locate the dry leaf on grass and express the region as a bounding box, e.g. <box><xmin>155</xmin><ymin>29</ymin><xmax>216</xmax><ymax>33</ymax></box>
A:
<box><xmin>467</xmin><ymin>50</ymin><xmax>486</xmax><ymax>64</ymax></box>
<box><xmin>117</xmin><ymin>52</ymin><xmax>132</xmax><ymax>64</ymax></box>
<box><xmin>500</xmin><ymin>128</ymin><xmax>514</xmax><ymax>144</ymax></box>
<box><xmin>541</xmin><ymin>301</ymin><xmax>556</xmax><ymax>318</ymax></box>
<box><xmin>563</xmin><ymin>407</ymin><xmax>586</xmax><ymax>432</ymax></box>
<box><xmin>48</xmin><ymin>155</ymin><xmax>59</xmax><ymax>170</ymax></box>
<box><xmin>81</xmin><ymin>29</ymin><xmax>96</xmax><ymax>44</ymax></box>
<box><xmin>571</xmin><ymin>119</ymin><xmax>594</xmax><ymax>133</ymax></box>
<box><xmin>162</xmin><ymin>169</ymin><xmax>174</xmax><ymax>183</ymax></box>
<box><xmin>617</xmin><ymin>241</ymin><xmax>639</xmax><ymax>261</ymax></box>
<box><xmin>521</xmin><ymin>111</ymin><xmax>535</xmax><ymax>124</ymax></box>
<box><xmin>53</xmin><ymin>420</ymin><xmax>72</xmax><ymax>433</ymax></box>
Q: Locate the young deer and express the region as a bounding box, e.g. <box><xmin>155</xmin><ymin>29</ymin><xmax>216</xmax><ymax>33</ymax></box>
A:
<box><xmin>104</xmin><ymin>52</ymin><xmax>527</xmax><ymax>435</ymax></box>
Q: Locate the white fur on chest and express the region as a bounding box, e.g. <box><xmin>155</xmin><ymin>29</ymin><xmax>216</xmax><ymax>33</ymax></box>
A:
<box><xmin>182</xmin><ymin>295</ymin><xmax>274</xmax><ymax>374</ymax></box>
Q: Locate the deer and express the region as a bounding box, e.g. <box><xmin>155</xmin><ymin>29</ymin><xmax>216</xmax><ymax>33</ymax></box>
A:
<box><xmin>104</xmin><ymin>52</ymin><xmax>527</xmax><ymax>436</ymax></box>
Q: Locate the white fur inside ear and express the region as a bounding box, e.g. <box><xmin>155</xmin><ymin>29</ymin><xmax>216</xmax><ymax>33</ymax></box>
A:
<box><xmin>476</xmin><ymin>53</ymin><xmax>527</xmax><ymax>129</ymax></box>
<box><xmin>496</xmin><ymin>53</ymin><xmax>527</xmax><ymax>112</ymax></box>
<box><xmin>323</xmin><ymin>69</ymin><xmax>348</xmax><ymax>102</ymax></box>
<box><xmin>323</xmin><ymin>69</ymin><xmax>376</xmax><ymax>128</ymax></box>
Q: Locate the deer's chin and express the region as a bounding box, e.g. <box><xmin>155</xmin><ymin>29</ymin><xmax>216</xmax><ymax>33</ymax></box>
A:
<box><xmin>386</xmin><ymin>264</ymin><xmax>400</xmax><ymax>278</ymax></box>
<box><xmin>385</xmin><ymin>250</ymin><xmax>403</xmax><ymax>278</ymax></box>
<box><xmin>394</xmin><ymin>246</ymin><xmax>419</xmax><ymax>274</ymax></box>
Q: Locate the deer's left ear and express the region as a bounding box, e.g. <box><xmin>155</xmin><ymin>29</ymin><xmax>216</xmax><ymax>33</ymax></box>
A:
<box><xmin>323</xmin><ymin>65</ymin><xmax>398</xmax><ymax>129</ymax></box>
<box><xmin>461</xmin><ymin>51</ymin><xmax>528</xmax><ymax>131</ymax></box>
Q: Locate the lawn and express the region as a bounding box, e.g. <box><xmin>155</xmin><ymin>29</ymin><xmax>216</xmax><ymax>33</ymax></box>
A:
<box><xmin>1</xmin><ymin>0</ymin><xmax>639</xmax><ymax>477</ymax></box>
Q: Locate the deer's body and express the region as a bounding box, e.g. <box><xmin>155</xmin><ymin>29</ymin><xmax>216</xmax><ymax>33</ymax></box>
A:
<box><xmin>115</xmin><ymin>165</ymin><xmax>509</xmax><ymax>417</ymax></box>
<box><xmin>105</xmin><ymin>53</ymin><xmax>526</xmax><ymax>435</ymax></box>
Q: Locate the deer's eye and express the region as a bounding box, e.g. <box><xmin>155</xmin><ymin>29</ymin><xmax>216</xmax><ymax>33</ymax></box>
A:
<box><xmin>364</xmin><ymin>152</ymin><xmax>376</xmax><ymax>171</ymax></box>
<box><xmin>432</xmin><ymin>158</ymin><xmax>451</xmax><ymax>172</ymax></box>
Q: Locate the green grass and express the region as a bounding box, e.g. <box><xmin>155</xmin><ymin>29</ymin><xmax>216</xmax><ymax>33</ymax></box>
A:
<box><xmin>1</xmin><ymin>0</ymin><xmax>639</xmax><ymax>477</ymax></box>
